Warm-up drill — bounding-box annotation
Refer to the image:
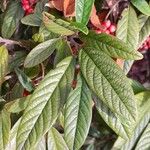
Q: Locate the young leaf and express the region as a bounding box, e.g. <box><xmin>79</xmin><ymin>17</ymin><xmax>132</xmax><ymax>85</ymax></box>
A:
<box><xmin>16</xmin><ymin>57</ymin><xmax>74</xmax><ymax>150</ymax></box>
<box><xmin>47</xmin><ymin>127</ymin><xmax>69</xmax><ymax>150</ymax></box>
<box><xmin>15</xmin><ymin>68</ymin><xmax>34</xmax><ymax>92</ymax></box>
<box><xmin>0</xmin><ymin>45</ymin><xmax>8</xmax><ymax>85</ymax></box>
<box><xmin>1</xmin><ymin>1</ymin><xmax>24</xmax><ymax>38</ymax></box>
<box><xmin>81</xmin><ymin>32</ymin><xmax>143</xmax><ymax>60</ymax></box>
<box><xmin>131</xmin><ymin>0</ymin><xmax>150</xmax><ymax>16</ymax></box>
<box><xmin>24</xmin><ymin>38</ymin><xmax>61</xmax><ymax>68</ymax></box>
<box><xmin>79</xmin><ymin>48</ymin><xmax>138</xmax><ymax>125</ymax></box>
<box><xmin>64</xmin><ymin>76</ymin><xmax>92</xmax><ymax>150</ymax></box>
<box><xmin>75</xmin><ymin>0</ymin><xmax>94</xmax><ymax>25</ymax></box>
<box><xmin>64</xmin><ymin>0</ymin><xmax>75</xmax><ymax>17</ymax></box>
<box><xmin>94</xmin><ymin>96</ymin><xmax>132</xmax><ymax>139</ymax></box>
<box><xmin>43</xmin><ymin>12</ymin><xmax>76</xmax><ymax>36</ymax></box>
<box><xmin>0</xmin><ymin>109</ymin><xmax>11</xmax><ymax>150</ymax></box>
<box><xmin>135</xmin><ymin>123</ymin><xmax>150</xmax><ymax>150</ymax></box>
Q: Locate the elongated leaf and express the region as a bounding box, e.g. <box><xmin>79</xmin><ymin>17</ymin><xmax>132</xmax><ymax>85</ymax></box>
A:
<box><xmin>43</xmin><ymin>12</ymin><xmax>75</xmax><ymax>36</ymax></box>
<box><xmin>81</xmin><ymin>32</ymin><xmax>143</xmax><ymax>60</ymax></box>
<box><xmin>94</xmin><ymin>96</ymin><xmax>131</xmax><ymax>139</ymax></box>
<box><xmin>24</xmin><ymin>38</ymin><xmax>61</xmax><ymax>68</ymax></box>
<box><xmin>0</xmin><ymin>45</ymin><xmax>8</xmax><ymax>85</ymax></box>
<box><xmin>15</xmin><ymin>68</ymin><xmax>34</xmax><ymax>92</ymax></box>
<box><xmin>79</xmin><ymin>48</ymin><xmax>137</xmax><ymax>126</ymax></box>
<box><xmin>113</xmin><ymin>91</ymin><xmax>150</xmax><ymax>150</ymax></box>
<box><xmin>131</xmin><ymin>0</ymin><xmax>150</xmax><ymax>16</ymax></box>
<box><xmin>138</xmin><ymin>14</ymin><xmax>149</xmax><ymax>29</ymax></box>
<box><xmin>64</xmin><ymin>76</ymin><xmax>92</xmax><ymax>150</ymax></box>
<box><xmin>16</xmin><ymin>56</ymin><xmax>74</xmax><ymax>150</ymax></box>
<box><xmin>0</xmin><ymin>109</ymin><xmax>11</xmax><ymax>150</ymax></box>
<box><xmin>48</xmin><ymin>127</ymin><xmax>69</xmax><ymax>150</ymax></box>
<box><xmin>75</xmin><ymin>0</ymin><xmax>94</xmax><ymax>25</ymax></box>
<box><xmin>1</xmin><ymin>1</ymin><xmax>24</xmax><ymax>38</ymax></box>
<box><xmin>135</xmin><ymin>123</ymin><xmax>150</xmax><ymax>150</ymax></box>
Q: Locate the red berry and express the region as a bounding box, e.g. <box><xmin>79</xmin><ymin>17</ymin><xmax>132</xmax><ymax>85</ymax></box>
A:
<box><xmin>109</xmin><ymin>24</ymin><xmax>116</xmax><ymax>33</ymax></box>
<box><xmin>23</xmin><ymin>4</ymin><xmax>30</xmax><ymax>10</ymax></box>
<box><xmin>101</xmin><ymin>20</ymin><xmax>111</xmax><ymax>28</ymax></box>
<box><xmin>105</xmin><ymin>29</ymin><xmax>110</xmax><ymax>34</ymax></box>
<box><xmin>27</xmin><ymin>7</ymin><xmax>34</xmax><ymax>13</ymax></box>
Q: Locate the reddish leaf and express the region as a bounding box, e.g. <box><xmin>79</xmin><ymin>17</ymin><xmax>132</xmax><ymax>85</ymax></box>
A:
<box><xmin>51</xmin><ymin>0</ymin><xmax>64</xmax><ymax>11</ymax></box>
<box><xmin>63</xmin><ymin>0</ymin><xmax>75</xmax><ymax>17</ymax></box>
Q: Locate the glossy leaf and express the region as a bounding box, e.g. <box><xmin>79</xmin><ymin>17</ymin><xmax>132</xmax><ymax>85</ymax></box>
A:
<box><xmin>47</xmin><ymin>127</ymin><xmax>69</xmax><ymax>150</ymax></box>
<box><xmin>24</xmin><ymin>38</ymin><xmax>61</xmax><ymax>68</ymax></box>
<box><xmin>79</xmin><ymin>48</ymin><xmax>138</xmax><ymax>125</ymax></box>
<box><xmin>131</xmin><ymin>0</ymin><xmax>150</xmax><ymax>16</ymax></box>
<box><xmin>16</xmin><ymin>57</ymin><xmax>74</xmax><ymax>150</ymax></box>
<box><xmin>0</xmin><ymin>45</ymin><xmax>8</xmax><ymax>85</ymax></box>
<box><xmin>0</xmin><ymin>109</ymin><xmax>11</xmax><ymax>150</ymax></box>
<box><xmin>43</xmin><ymin>12</ymin><xmax>75</xmax><ymax>36</ymax></box>
<box><xmin>15</xmin><ymin>68</ymin><xmax>34</xmax><ymax>92</ymax></box>
<box><xmin>64</xmin><ymin>76</ymin><xmax>92</xmax><ymax>150</ymax></box>
<box><xmin>81</xmin><ymin>32</ymin><xmax>143</xmax><ymax>60</ymax></box>
<box><xmin>75</xmin><ymin>0</ymin><xmax>94</xmax><ymax>25</ymax></box>
<box><xmin>1</xmin><ymin>1</ymin><xmax>24</xmax><ymax>38</ymax></box>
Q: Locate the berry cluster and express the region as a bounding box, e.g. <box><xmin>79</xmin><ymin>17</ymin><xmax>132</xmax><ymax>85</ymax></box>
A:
<box><xmin>139</xmin><ymin>36</ymin><xmax>150</xmax><ymax>52</ymax></box>
<box><xmin>95</xmin><ymin>20</ymin><xmax>116</xmax><ymax>35</ymax></box>
<box><xmin>21</xmin><ymin>0</ymin><xmax>36</xmax><ymax>15</ymax></box>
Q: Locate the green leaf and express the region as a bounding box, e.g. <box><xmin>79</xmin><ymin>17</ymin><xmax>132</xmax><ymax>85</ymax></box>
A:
<box><xmin>79</xmin><ymin>48</ymin><xmax>138</xmax><ymax>125</ymax></box>
<box><xmin>94</xmin><ymin>96</ymin><xmax>132</xmax><ymax>139</ymax></box>
<box><xmin>5</xmin><ymin>96</ymin><xmax>30</xmax><ymax>113</ymax></box>
<box><xmin>131</xmin><ymin>0</ymin><xmax>150</xmax><ymax>16</ymax></box>
<box><xmin>35</xmin><ymin>137</ymin><xmax>46</xmax><ymax>150</ymax></box>
<box><xmin>15</xmin><ymin>68</ymin><xmax>34</xmax><ymax>92</ymax></box>
<box><xmin>116</xmin><ymin>6</ymin><xmax>139</xmax><ymax>74</ymax></box>
<box><xmin>43</xmin><ymin>12</ymin><xmax>76</xmax><ymax>36</ymax></box>
<box><xmin>0</xmin><ymin>109</ymin><xmax>11</xmax><ymax>150</ymax></box>
<box><xmin>113</xmin><ymin>91</ymin><xmax>150</xmax><ymax>150</ymax></box>
<box><xmin>0</xmin><ymin>45</ymin><xmax>8</xmax><ymax>85</ymax></box>
<box><xmin>24</xmin><ymin>38</ymin><xmax>61</xmax><ymax>68</ymax></box>
<box><xmin>135</xmin><ymin>123</ymin><xmax>150</xmax><ymax>150</ymax></box>
<box><xmin>138</xmin><ymin>14</ymin><xmax>149</xmax><ymax>29</ymax></box>
<box><xmin>64</xmin><ymin>76</ymin><xmax>92</xmax><ymax>150</ymax></box>
<box><xmin>1</xmin><ymin>1</ymin><xmax>24</xmax><ymax>38</ymax></box>
<box><xmin>47</xmin><ymin>127</ymin><xmax>69</xmax><ymax>150</ymax></box>
<box><xmin>16</xmin><ymin>56</ymin><xmax>74</xmax><ymax>150</ymax></box>
<box><xmin>81</xmin><ymin>32</ymin><xmax>143</xmax><ymax>60</ymax></box>
<box><xmin>75</xmin><ymin>0</ymin><xmax>94</xmax><ymax>25</ymax></box>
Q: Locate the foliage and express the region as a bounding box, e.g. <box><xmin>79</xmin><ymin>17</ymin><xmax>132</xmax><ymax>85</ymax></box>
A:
<box><xmin>0</xmin><ymin>0</ymin><xmax>150</xmax><ymax>150</ymax></box>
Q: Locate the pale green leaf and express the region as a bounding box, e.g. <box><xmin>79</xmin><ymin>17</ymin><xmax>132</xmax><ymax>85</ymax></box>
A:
<box><xmin>131</xmin><ymin>0</ymin><xmax>150</xmax><ymax>16</ymax></box>
<box><xmin>43</xmin><ymin>12</ymin><xmax>75</xmax><ymax>36</ymax></box>
<box><xmin>79</xmin><ymin>48</ymin><xmax>138</xmax><ymax>125</ymax></box>
<box><xmin>81</xmin><ymin>32</ymin><xmax>143</xmax><ymax>60</ymax></box>
<box><xmin>16</xmin><ymin>57</ymin><xmax>74</xmax><ymax>150</ymax></box>
<box><xmin>135</xmin><ymin>123</ymin><xmax>150</xmax><ymax>150</ymax></box>
<box><xmin>24</xmin><ymin>38</ymin><xmax>61</xmax><ymax>68</ymax></box>
<box><xmin>1</xmin><ymin>1</ymin><xmax>24</xmax><ymax>38</ymax></box>
<box><xmin>64</xmin><ymin>76</ymin><xmax>92</xmax><ymax>150</ymax></box>
<box><xmin>48</xmin><ymin>127</ymin><xmax>69</xmax><ymax>150</ymax></box>
<box><xmin>75</xmin><ymin>0</ymin><xmax>94</xmax><ymax>25</ymax></box>
<box><xmin>0</xmin><ymin>45</ymin><xmax>8</xmax><ymax>85</ymax></box>
<box><xmin>0</xmin><ymin>109</ymin><xmax>11</xmax><ymax>150</ymax></box>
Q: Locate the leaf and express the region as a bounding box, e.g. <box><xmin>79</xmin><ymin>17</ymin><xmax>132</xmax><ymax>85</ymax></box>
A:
<box><xmin>16</xmin><ymin>56</ymin><xmax>74</xmax><ymax>150</ymax></box>
<box><xmin>24</xmin><ymin>38</ymin><xmax>61</xmax><ymax>68</ymax></box>
<box><xmin>79</xmin><ymin>48</ymin><xmax>138</xmax><ymax>126</ymax></box>
<box><xmin>1</xmin><ymin>1</ymin><xmax>24</xmax><ymax>38</ymax></box>
<box><xmin>64</xmin><ymin>0</ymin><xmax>75</xmax><ymax>17</ymax></box>
<box><xmin>113</xmin><ymin>91</ymin><xmax>150</xmax><ymax>150</ymax></box>
<box><xmin>43</xmin><ymin>12</ymin><xmax>76</xmax><ymax>36</ymax></box>
<box><xmin>51</xmin><ymin>0</ymin><xmax>64</xmax><ymax>11</ymax></box>
<box><xmin>131</xmin><ymin>0</ymin><xmax>150</xmax><ymax>16</ymax></box>
<box><xmin>15</xmin><ymin>68</ymin><xmax>34</xmax><ymax>92</ymax></box>
<box><xmin>5</xmin><ymin>96</ymin><xmax>30</xmax><ymax>113</ymax></box>
<box><xmin>0</xmin><ymin>109</ymin><xmax>11</xmax><ymax>150</ymax></box>
<box><xmin>94</xmin><ymin>96</ymin><xmax>132</xmax><ymax>139</ymax></box>
<box><xmin>0</xmin><ymin>45</ymin><xmax>8</xmax><ymax>85</ymax></box>
<box><xmin>75</xmin><ymin>0</ymin><xmax>94</xmax><ymax>25</ymax></box>
<box><xmin>64</xmin><ymin>76</ymin><xmax>92</xmax><ymax>150</ymax></box>
<box><xmin>135</xmin><ymin>123</ymin><xmax>150</xmax><ymax>150</ymax></box>
<box><xmin>47</xmin><ymin>127</ymin><xmax>69</xmax><ymax>150</ymax></box>
<box><xmin>81</xmin><ymin>32</ymin><xmax>143</xmax><ymax>60</ymax></box>
<box><xmin>138</xmin><ymin>14</ymin><xmax>149</xmax><ymax>29</ymax></box>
